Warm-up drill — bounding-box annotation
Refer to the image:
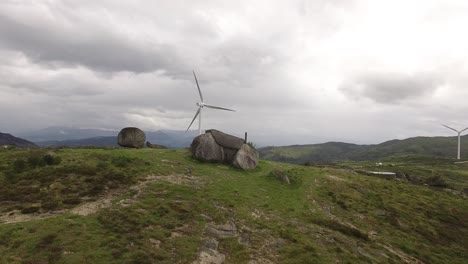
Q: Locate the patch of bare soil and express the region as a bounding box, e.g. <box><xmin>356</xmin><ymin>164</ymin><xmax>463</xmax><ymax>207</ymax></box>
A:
<box><xmin>378</xmin><ymin>243</ymin><xmax>424</xmax><ymax>264</ymax></box>
<box><xmin>0</xmin><ymin>174</ymin><xmax>201</xmax><ymax>224</ymax></box>
<box><xmin>326</xmin><ymin>174</ymin><xmax>348</xmax><ymax>182</ymax></box>
<box><xmin>146</xmin><ymin>174</ymin><xmax>201</xmax><ymax>186</ymax></box>
<box><xmin>0</xmin><ymin>209</ymin><xmax>66</xmax><ymax>224</ymax></box>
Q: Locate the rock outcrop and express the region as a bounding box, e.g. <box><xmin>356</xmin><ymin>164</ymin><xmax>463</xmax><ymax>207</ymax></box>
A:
<box><xmin>190</xmin><ymin>130</ymin><xmax>258</xmax><ymax>169</ymax></box>
<box><xmin>117</xmin><ymin>127</ymin><xmax>146</xmax><ymax>148</ymax></box>
<box><xmin>270</xmin><ymin>170</ymin><xmax>291</xmax><ymax>185</ymax></box>
<box><xmin>146</xmin><ymin>141</ymin><xmax>168</xmax><ymax>149</ymax></box>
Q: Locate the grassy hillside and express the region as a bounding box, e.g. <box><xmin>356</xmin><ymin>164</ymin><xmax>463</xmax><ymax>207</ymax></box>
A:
<box><xmin>259</xmin><ymin>135</ymin><xmax>468</xmax><ymax>164</ymax></box>
<box><xmin>0</xmin><ymin>148</ymin><xmax>467</xmax><ymax>263</ymax></box>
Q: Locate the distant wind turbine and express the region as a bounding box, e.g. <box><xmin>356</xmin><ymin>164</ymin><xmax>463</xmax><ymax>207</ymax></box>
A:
<box><xmin>186</xmin><ymin>71</ymin><xmax>235</xmax><ymax>135</ymax></box>
<box><xmin>442</xmin><ymin>124</ymin><xmax>468</xmax><ymax>160</ymax></box>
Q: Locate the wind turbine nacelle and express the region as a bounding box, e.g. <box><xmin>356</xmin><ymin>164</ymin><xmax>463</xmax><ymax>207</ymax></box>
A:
<box><xmin>196</xmin><ymin>102</ymin><xmax>205</xmax><ymax>107</ymax></box>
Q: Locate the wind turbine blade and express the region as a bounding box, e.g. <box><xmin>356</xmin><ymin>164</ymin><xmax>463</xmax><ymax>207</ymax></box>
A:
<box><xmin>460</xmin><ymin>127</ymin><xmax>468</xmax><ymax>133</ymax></box>
<box><xmin>193</xmin><ymin>71</ymin><xmax>204</xmax><ymax>102</ymax></box>
<box><xmin>442</xmin><ymin>124</ymin><xmax>458</xmax><ymax>133</ymax></box>
<box><xmin>204</xmin><ymin>104</ymin><xmax>236</xmax><ymax>112</ymax></box>
<box><xmin>186</xmin><ymin>108</ymin><xmax>201</xmax><ymax>133</ymax></box>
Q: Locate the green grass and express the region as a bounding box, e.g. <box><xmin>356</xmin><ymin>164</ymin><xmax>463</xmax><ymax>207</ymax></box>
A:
<box><xmin>259</xmin><ymin>135</ymin><xmax>468</xmax><ymax>165</ymax></box>
<box><xmin>341</xmin><ymin>154</ymin><xmax>468</xmax><ymax>191</ymax></box>
<box><xmin>0</xmin><ymin>148</ymin><xmax>467</xmax><ymax>263</ymax></box>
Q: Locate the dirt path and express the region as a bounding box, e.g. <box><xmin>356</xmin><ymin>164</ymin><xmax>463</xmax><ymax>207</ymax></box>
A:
<box><xmin>0</xmin><ymin>174</ymin><xmax>200</xmax><ymax>224</ymax></box>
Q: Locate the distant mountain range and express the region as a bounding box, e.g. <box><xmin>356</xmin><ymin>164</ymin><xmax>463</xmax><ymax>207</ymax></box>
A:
<box><xmin>18</xmin><ymin>127</ymin><xmax>198</xmax><ymax>149</ymax></box>
<box><xmin>11</xmin><ymin>127</ymin><xmax>468</xmax><ymax>162</ymax></box>
<box><xmin>17</xmin><ymin>127</ymin><xmax>118</xmax><ymax>142</ymax></box>
<box><xmin>0</xmin><ymin>132</ymin><xmax>37</xmax><ymax>148</ymax></box>
<box><xmin>258</xmin><ymin>135</ymin><xmax>468</xmax><ymax>164</ymax></box>
<box><xmin>37</xmin><ymin>136</ymin><xmax>119</xmax><ymax>147</ymax></box>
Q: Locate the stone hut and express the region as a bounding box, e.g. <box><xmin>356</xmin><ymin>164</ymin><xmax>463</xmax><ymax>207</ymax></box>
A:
<box><xmin>190</xmin><ymin>129</ymin><xmax>258</xmax><ymax>170</ymax></box>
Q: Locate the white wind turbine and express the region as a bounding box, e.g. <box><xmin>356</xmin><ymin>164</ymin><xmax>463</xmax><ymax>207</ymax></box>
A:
<box><xmin>186</xmin><ymin>71</ymin><xmax>235</xmax><ymax>135</ymax></box>
<box><xmin>442</xmin><ymin>124</ymin><xmax>468</xmax><ymax>160</ymax></box>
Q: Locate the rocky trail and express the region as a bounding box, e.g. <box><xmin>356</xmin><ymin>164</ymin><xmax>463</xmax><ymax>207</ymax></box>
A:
<box><xmin>0</xmin><ymin>174</ymin><xmax>200</xmax><ymax>224</ymax></box>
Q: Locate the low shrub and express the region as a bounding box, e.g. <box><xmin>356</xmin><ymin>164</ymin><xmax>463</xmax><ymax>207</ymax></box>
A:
<box><xmin>43</xmin><ymin>152</ymin><xmax>62</xmax><ymax>165</ymax></box>
<box><xmin>4</xmin><ymin>171</ymin><xmax>17</xmax><ymax>183</ymax></box>
<box><xmin>12</xmin><ymin>159</ymin><xmax>27</xmax><ymax>173</ymax></box>
<box><xmin>425</xmin><ymin>175</ymin><xmax>448</xmax><ymax>188</ymax></box>
<box><xmin>27</xmin><ymin>152</ymin><xmax>47</xmax><ymax>167</ymax></box>
<box><xmin>21</xmin><ymin>205</ymin><xmax>41</xmax><ymax>214</ymax></box>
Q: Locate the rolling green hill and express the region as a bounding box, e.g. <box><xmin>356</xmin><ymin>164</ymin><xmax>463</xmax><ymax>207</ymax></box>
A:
<box><xmin>0</xmin><ymin>148</ymin><xmax>467</xmax><ymax>263</ymax></box>
<box><xmin>259</xmin><ymin>135</ymin><xmax>468</xmax><ymax>164</ymax></box>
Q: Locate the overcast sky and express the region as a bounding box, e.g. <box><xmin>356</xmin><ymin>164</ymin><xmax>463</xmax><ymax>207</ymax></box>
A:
<box><xmin>1</xmin><ymin>0</ymin><xmax>468</xmax><ymax>146</ymax></box>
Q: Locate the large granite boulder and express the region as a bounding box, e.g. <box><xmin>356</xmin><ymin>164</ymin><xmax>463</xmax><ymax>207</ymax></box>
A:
<box><xmin>233</xmin><ymin>144</ymin><xmax>258</xmax><ymax>170</ymax></box>
<box><xmin>118</xmin><ymin>127</ymin><xmax>146</xmax><ymax>148</ymax></box>
<box><xmin>206</xmin><ymin>129</ymin><xmax>245</xmax><ymax>162</ymax></box>
<box><xmin>191</xmin><ymin>133</ymin><xmax>224</xmax><ymax>162</ymax></box>
<box><xmin>207</xmin><ymin>129</ymin><xmax>244</xmax><ymax>150</ymax></box>
<box><xmin>190</xmin><ymin>130</ymin><xmax>258</xmax><ymax>169</ymax></box>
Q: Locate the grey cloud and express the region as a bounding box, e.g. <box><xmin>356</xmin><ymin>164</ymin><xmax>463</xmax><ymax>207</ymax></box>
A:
<box><xmin>340</xmin><ymin>72</ymin><xmax>443</xmax><ymax>104</ymax></box>
<box><xmin>1</xmin><ymin>0</ymin><xmax>467</xmax><ymax>146</ymax></box>
<box><xmin>0</xmin><ymin>6</ymin><xmax>188</xmax><ymax>74</ymax></box>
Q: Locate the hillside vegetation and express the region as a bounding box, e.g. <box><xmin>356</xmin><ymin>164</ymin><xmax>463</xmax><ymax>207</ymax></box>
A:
<box><xmin>0</xmin><ymin>148</ymin><xmax>467</xmax><ymax>263</ymax></box>
<box><xmin>259</xmin><ymin>135</ymin><xmax>468</xmax><ymax>164</ymax></box>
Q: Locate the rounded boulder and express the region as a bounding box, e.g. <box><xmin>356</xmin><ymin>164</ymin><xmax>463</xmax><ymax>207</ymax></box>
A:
<box><xmin>118</xmin><ymin>127</ymin><xmax>146</xmax><ymax>148</ymax></box>
<box><xmin>233</xmin><ymin>144</ymin><xmax>258</xmax><ymax>170</ymax></box>
<box><xmin>191</xmin><ymin>133</ymin><xmax>224</xmax><ymax>162</ymax></box>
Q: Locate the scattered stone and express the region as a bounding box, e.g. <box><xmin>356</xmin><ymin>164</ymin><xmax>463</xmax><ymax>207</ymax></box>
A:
<box><xmin>251</xmin><ymin>210</ymin><xmax>262</xmax><ymax>219</ymax></box>
<box><xmin>193</xmin><ymin>249</ymin><xmax>225</xmax><ymax>264</ymax></box>
<box><xmin>193</xmin><ymin>237</ymin><xmax>225</xmax><ymax>264</ymax></box>
<box><xmin>368</xmin><ymin>230</ymin><xmax>378</xmax><ymax>239</ymax></box>
<box><xmin>241</xmin><ymin>225</ymin><xmax>251</xmax><ymax>233</ymax></box>
<box><xmin>375</xmin><ymin>209</ymin><xmax>386</xmax><ymax>217</ymax></box>
<box><xmin>355</xmin><ymin>186</ymin><xmax>369</xmax><ymax>194</ymax></box>
<box><xmin>149</xmin><ymin>238</ymin><xmax>161</xmax><ymax>249</ymax></box>
<box><xmin>248</xmin><ymin>258</ymin><xmax>275</xmax><ymax>264</ymax></box>
<box><xmin>170</xmin><ymin>232</ymin><xmax>183</xmax><ymax>239</ymax></box>
<box><xmin>201</xmin><ymin>237</ymin><xmax>219</xmax><ymax>251</ymax></box>
<box><xmin>205</xmin><ymin>220</ymin><xmax>237</xmax><ymax>239</ymax></box>
<box><xmin>146</xmin><ymin>141</ymin><xmax>168</xmax><ymax>149</ymax></box>
<box><xmin>355</xmin><ymin>213</ymin><xmax>366</xmax><ymax>220</ymax></box>
<box><xmin>270</xmin><ymin>170</ymin><xmax>290</xmax><ymax>185</ymax></box>
<box><xmin>49</xmin><ymin>182</ymin><xmax>65</xmax><ymax>192</ymax></box>
<box><xmin>238</xmin><ymin>233</ymin><xmax>250</xmax><ymax>246</ymax></box>
<box><xmin>118</xmin><ymin>127</ymin><xmax>146</xmax><ymax>148</ymax></box>
<box><xmin>200</xmin><ymin>213</ymin><xmax>213</xmax><ymax>221</ymax></box>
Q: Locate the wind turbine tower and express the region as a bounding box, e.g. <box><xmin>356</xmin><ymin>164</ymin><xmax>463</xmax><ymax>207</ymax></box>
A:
<box><xmin>186</xmin><ymin>71</ymin><xmax>236</xmax><ymax>135</ymax></box>
<box><xmin>442</xmin><ymin>124</ymin><xmax>468</xmax><ymax>160</ymax></box>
